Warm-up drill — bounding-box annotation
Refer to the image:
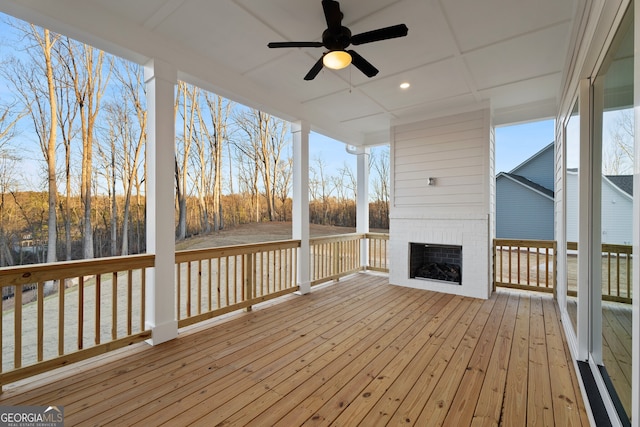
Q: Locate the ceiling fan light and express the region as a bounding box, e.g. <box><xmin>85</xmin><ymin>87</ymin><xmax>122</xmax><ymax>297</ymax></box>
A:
<box><xmin>323</xmin><ymin>50</ymin><xmax>352</xmax><ymax>70</ymax></box>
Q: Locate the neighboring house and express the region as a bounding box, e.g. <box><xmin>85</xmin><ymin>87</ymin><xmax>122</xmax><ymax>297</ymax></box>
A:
<box><xmin>496</xmin><ymin>142</ymin><xmax>555</xmax><ymax>240</ymax></box>
<box><xmin>566</xmin><ymin>170</ymin><xmax>634</xmax><ymax>245</ymax></box>
<box><xmin>496</xmin><ymin>144</ymin><xmax>633</xmax><ymax>244</ymax></box>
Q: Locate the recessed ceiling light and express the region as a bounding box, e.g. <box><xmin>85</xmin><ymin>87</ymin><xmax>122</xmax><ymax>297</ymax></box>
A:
<box><xmin>400</xmin><ymin>82</ymin><xmax>410</xmax><ymax>89</ymax></box>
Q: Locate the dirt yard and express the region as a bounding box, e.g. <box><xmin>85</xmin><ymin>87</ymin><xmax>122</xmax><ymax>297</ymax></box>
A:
<box><xmin>175</xmin><ymin>222</ymin><xmax>372</xmax><ymax>250</ymax></box>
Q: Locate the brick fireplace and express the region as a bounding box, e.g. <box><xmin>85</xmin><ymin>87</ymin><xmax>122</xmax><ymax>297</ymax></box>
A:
<box><xmin>389</xmin><ymin>109</ymin><xmax>494</xmax><ymax>299</ymax></box>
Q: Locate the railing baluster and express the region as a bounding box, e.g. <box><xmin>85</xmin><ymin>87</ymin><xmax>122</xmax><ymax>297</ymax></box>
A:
<box><xmin>186</xmin><ymin>261</ymin><xmax>192</xmax><ymax>318</ymax></box>
<box><xmin>58</xmin><ymin>279</ymin><xmax>64</xmax><ymax>356</ymax></box>
<box><xmin>141</xmin><ymin>269</ymin><xmax>146</xmax><ymax>332</ymax></box>
<box><xmin>535</xmin><ymin>248</ymin><xmax>539</xmax><ymax>287</ymax></box>
<box><xmin>176</xmin><ymin>263</ymin><xmax>181</xmax><ymax>321</ymax></box>
<box><xmin>78</xmin><ymin>276</ymin><xmax>84</xmax><ymax>350</ymax></box>
<box><xmin>607</xmin><ymin>251</ymin><xmax>612</xmax><ymax>296</ymax></box>
<box><xmin>197</xmin><ymin>260</ymin><xmax>202</xmax><ymax>315</ymax></box>
<box><xmin>127</xmin><ymin>270</ymin><xmax>133</xmax><ymax>336</ymax></box>
<box><xmin>15</xmin><ymin>284</ymin><xmax>22</xmax><ymax>368</ymax></box>
<box><xmin>626</xmin><ymin>250</ymin><xmax>631</xmax><ymax>299</ymax></box>
<box><xmin>95</xmin><ymin>274</ymin><xmax>101</xmax><ymax>345</ymax></box>
<box><xmin>615</xmin><ymin>251</ymin><xmax>620</xmax><ymax>297</ymax></box>
<box><xmin>207</xmin><ymin>259</ymin><xmax>212</xmax><ymax>312</ymax></box>
<box><xmin>112</xmin><ymin>272</ymin><xmax>117</xmax><ymax>341</ymax></box>
<box><xmin>545</xmin><ymin>248</ymin><xmax>549</xmax><ymax>288</ymax></box>
<box><xmin>37</xmin><ymin>282</ymin><xmax>44</xmax><ymax>361</ymax></box>
<box><xmin>225</xmin><ymin>256</ymin><xmax>229</xmax><ymax>306</ymax></box>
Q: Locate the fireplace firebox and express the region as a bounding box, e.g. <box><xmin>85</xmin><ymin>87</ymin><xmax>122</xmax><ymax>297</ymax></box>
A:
<box><xmin>409</xmin><ymin>243</ymin><xmax>462</xmax><ymax>285</ymax></box>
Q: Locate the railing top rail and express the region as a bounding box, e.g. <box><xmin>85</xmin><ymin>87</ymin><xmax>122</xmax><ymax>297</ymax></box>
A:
<box><xmin>175</xmin><ymin>239</ymin><xmax>301</xmax><ymax>263</ymax></box>
<box><xmin>309</xmin><ymin>233</ymin><xmax>364</xmax><ymax>244</ymax></box>
<box><xmin>365</xmin><ymin>232</ymin><xmax>389</xmax><ymax>239</ymax></box>
<box><xmin>494</xmin><ymin>238</ymin><xmax>556</xmax><ymax>249</ymax></box>
<box><xmin>601</xmin><ymin>243</ymin><xmax>633</xmax><ymax>253</ymax></box>
<box><xmin>0</xmin><ymin>254</ymin><xmax>155</xmax><ymax>288</ymax></box>
<box><xmin>566</xmin><ymin>241</ymin><xmax>632</xmax><ymax>253</ymax></box>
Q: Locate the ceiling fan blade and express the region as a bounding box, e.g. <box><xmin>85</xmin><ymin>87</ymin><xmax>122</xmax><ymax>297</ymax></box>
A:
<box><xmin>304</xmin><ymin>56</ymin><xmax>325</xmax><ymax>80</ymax></box>
<box><xmin>268</xmin><ymin>41</ymin><xmax>324</xmax><ymax>48</ymax></box>
<box><xmin>347</xmin><ymin>50</ymin><xmax>379</xmax><ymax>77</ymax></box>
<box><xmin>322</xmin><ymin>0</ymin><xmax>343</xmax><ymax>34</ymax></box>
<box><xmin>351</xmin><ymin>24</ymin><xmax>408</xmax><ymax>45</ymax></box>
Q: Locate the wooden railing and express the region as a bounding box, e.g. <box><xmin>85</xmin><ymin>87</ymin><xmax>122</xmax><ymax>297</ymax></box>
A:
<box><xmin>600</xmin><ymin>243</ymin><xmax>633</xmax><ymax>303</ymax></box>
<box><xmin>0</xmin><ymin>233</ymin><xmax>382</xmax><ymax>389</ymax></box>
<box><xmin>493</xmin><ymin>239</ymin><xmax>556</xmax><ymax>294</ymax></box>
<box><xmin>495</xmin><ymin>239</ymin><xmax>633</xmax><ymax>303</ymax></box>
<box><xmin>310</xmin><ymin>234</ymin><xmax>363</xmax><ymax>286</ymax></box>
<box><xmin>366</xmin><ymin>232</ymin><xmax>389</xmax><ymax>272</ymax></box>
<box><xmin>0</xmin><ymin>255</ymin><xmax>153</xmax><ymax>387</ymax></box>
<box><xmin>567</xmin><ymin>241</ymin><xmax>632</xmax><ymax>304</ymax></box>
<box><xmin>175</xmin><ymin>240</ymin><xmax>300</xmax><ymax>328</ymax></box>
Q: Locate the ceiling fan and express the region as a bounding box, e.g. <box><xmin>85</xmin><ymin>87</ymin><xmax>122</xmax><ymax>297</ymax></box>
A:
<box><xmin>267</xmin><ymin>0</ymin><xmax>408</xmax><ymax>80</ymax></box>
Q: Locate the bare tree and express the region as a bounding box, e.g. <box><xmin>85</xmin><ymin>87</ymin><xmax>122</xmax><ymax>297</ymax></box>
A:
<box><xmin>0</xmin><ymin>102</ymin><xmax>25</xmax><ymax>265</ymax></box>
<box><xmin>202</xmin><ymin>92</ymin><xmax>231</xmax><ymax>232</ymax></box>
<box><xmin>175</xmin><ymin>81</ymin><xmax>198</xmax><ymax>239</ymax></box>
<box><xmin>310</xmin><ymin>155</ymin><xmax>334</xmax><ymax>225</ymax></box>
<box><xmin>52</xmin><ymin>44</ymin><xmax>80</xmax><ymax>260</ymax></box>
<box><xmin>60</xmin><ymin>37</ymin><xmax>110</xmax><ymax>258</ymax></box>
<box><xmin>0</xmin><ymin>151</ymin><xmax>19</xmax><ymax>266</ymax></box>
<box><xmin>0</xmin><ymin>101</ymin><xmax>26</xmax><ymax>148</ymax></box>
<box><xmin>604</xmin><ymin>109</ymin><xmax>634</xmax><ymax>175</ymax></box>
<box><xmin>332</xmin><ymin>162</ymin><xmax>356</xmax><ymax>226</ymax></box>
<box><xmin>370</xmin><ymin>146</ymin><xmax>390</xmax><ymax>229</ymax></box>
<box><xmin>275</xmin><ymin>155</ymin><xmax>293</xmax><ymax>221</ymax></box>
<box><xmin>3</xmin><ymin>24</ymin><xmax>60</xmax><ymax>263</ymax></box>
<box><xmin>234</xmin><ymin>109</ymin><xmax>289</xmax><ymax>222</ymax></box>
<box><xmin>112</xmin><ymin>60</ymin><xmax>145</xmax><ymax>255</ymax></box>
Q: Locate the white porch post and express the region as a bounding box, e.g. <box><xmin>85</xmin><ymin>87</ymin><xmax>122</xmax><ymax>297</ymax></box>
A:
<box><xmin>356</xmin><ymin>147</ymin><xmax>370</xmax><ymax>269</ymax></box>
<box><xmin>144</xmin><ymin>59</ymin><xmax>178</xmax><ymax>344</ymax></box>
<box><xmin>292</xmin><ymin>121</ymin><xmax>311</xmax><ymax>294</ymax></box>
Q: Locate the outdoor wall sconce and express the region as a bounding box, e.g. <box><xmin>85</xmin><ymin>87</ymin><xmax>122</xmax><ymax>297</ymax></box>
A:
<box><xmin>427</xmin><ymin>177</ymin><xmax>436</xmax><ymax>186</ymax></box>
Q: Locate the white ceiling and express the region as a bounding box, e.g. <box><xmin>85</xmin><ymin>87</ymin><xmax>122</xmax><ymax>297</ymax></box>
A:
<box><xmin>0</xmin><ymin>0</ymin><xmax>579</xmax><ymax>145</ymax></box>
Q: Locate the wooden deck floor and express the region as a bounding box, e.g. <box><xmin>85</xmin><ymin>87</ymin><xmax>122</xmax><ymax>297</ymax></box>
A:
<box><xmin>0</xmin><ymin>273</ymin><xmax>589</xmax><ymax>426</ymax></box>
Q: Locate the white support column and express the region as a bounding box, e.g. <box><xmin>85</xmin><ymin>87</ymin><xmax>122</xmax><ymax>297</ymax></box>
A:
<box><xmin>356</xmin><ymin>147</ymin><xmax>370</xmax><ymax>269</ymax></box>
<box><xmin>144</xmin><ymin>59</ymin><xmax>178</xmax><ymax>345</ymax></box>
<box><xmin>292</xmin><ymin>121</ymin><xmax>311</xmax><ymax>294</ymax></box>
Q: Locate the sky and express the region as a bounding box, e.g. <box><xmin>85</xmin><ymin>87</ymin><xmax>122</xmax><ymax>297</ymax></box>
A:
<box><xmin>495</xmin><ymin>119</ymin><xmax>554</xmax><ymax>173</ymax></box>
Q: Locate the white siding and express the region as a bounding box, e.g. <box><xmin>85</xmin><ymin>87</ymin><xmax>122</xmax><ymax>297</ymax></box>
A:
<box><xmin>389</xmin><ymin>108</ymin><xmax>493</xmax><ymax>299</ymax></box>
<box><xmin>601</xmin><ymin>177</ymin><xmax>633</xmax><ymax>245</ymax></box>
<box><xmin>565</xmin><ymin>172</ymin><xmax>633</xmax><ymax>245</ymax></box>
<box><xmin>392</xmin><ymin>109</ymin><xmax>491</xmax><ymax>216</ymax></box>
<box><xmin>566</xmin><ymin>171</ymin><xmax>579</xmax><ymax>243</ymax></box>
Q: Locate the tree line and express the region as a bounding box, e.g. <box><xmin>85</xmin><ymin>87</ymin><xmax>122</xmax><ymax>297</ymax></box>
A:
<box><xmin>0</xmin><ymin>19</ymin><xmax>389</xmax><ymax>267</ymax></box>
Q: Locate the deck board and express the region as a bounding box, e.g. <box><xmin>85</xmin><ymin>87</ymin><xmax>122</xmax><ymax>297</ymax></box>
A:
<box><xmin>0</xmin><ymin>273</ymin><xmax>588</xmax><ymax>426</ymax></box>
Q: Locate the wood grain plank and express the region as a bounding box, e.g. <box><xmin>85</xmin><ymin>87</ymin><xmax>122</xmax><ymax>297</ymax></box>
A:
<box><xmin>414</xmin><ymin>292</ymin><xmax>500</xmax><ymax>426</ymax></box>
<box><xmin>443</xmin><ymin>291</ymin><xmax>510</xmax><ymax>426</ymax></box>
<box><xmin>541</xmin><ymin>296</ymin><xmax>584</xmax><ymax>426</ymax></box>
<box><xmin>470</xmin><ymin>292</ymin><xmax>520</xmax><ymax>427</ymax></box>
<box><xmin>205</xmin><ymin>288</ymin><xmax>436</xmax><ymax>426</ymax></box>
<box><xmin>502</xmin><ymin>293</ymin><xmax>530</xmax><ymax>426</ymax></box>
<box><xmin>382</xmin><ymin>297</ymin><xmax>484</xmax><ymax>426</ymax></box>
<box><xmin>526</xmin><ymin>295</ymin><xmax>554</xmax><ymax>426</ymax></box>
